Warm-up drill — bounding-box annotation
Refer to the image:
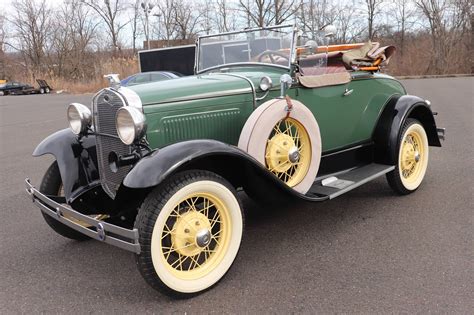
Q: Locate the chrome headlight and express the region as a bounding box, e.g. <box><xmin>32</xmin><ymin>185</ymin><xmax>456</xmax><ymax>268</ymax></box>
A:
<box><xmin>259</xmin><ymin>76</ymin><xmax>273</xmax><ymax>91</ymax></box>
<box><xmin>116</xmin><ymin>106</ymin><xmax>147</xmax><ymax>145</ymax></box>
<box><xmin>67</xmin><ymin>103</ymin><xmax>92</xmax><ymax>135</ymax></box>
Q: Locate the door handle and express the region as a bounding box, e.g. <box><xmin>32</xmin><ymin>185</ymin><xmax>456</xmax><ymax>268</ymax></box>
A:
<box><xmin>343</xmin><ymin>88</ymin><xmax>354</xmax><ymax>96</ymax></box>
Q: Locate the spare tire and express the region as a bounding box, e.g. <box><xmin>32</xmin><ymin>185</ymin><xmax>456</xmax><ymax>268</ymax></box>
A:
<box><xmin>238</xmin><ymin>98</ymin><xmax>322</xmax><ymax>194</ymax></box>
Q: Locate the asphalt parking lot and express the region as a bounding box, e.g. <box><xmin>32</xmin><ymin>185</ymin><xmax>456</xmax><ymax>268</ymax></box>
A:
<box><xmin>0</xmin><ymin>77</ymin><xmax>472</xmax><ymax>313</ymax></box>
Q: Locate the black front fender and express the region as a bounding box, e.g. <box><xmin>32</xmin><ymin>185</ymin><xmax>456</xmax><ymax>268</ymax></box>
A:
<box><xmin>123</xmin><ymin>140</ymin><xmax>327</xmax><ymax>202</ymax></box>
<box><xmin>33</xmin><ymin>129</ymin><xmax>100</xmax><ymax>201</ymax></box>
<box><xmin>373</xmin><ymin>95</ymin><xmax>442</xmax><ymax>165</ymax></box>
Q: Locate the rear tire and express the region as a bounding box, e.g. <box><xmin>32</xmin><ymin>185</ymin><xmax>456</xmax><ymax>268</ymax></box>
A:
<box><xmin>386</xmin><ymin>118</ymin><xmax>429</xmax><ymax>195</ymax></box>
<box><xmin>39</xmin><ymin>161</ymin><xmax>90</xmax><ymax>241</ymax></box>
<box><xmin>45</xmin><ymin>87</ymin><xmax>50</xmax><ymax>93</ymax></box>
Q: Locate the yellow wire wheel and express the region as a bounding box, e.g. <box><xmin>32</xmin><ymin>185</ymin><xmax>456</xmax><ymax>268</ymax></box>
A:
<box><xmin>159</xmin><ymin>192</ymin><xmax>231</xmax><ymax>280</ymax></box>
<box><xmin>387</xmin><ymin>118</ymin><xmax>429</xmax><ymax>194</ymax></box>
<box><xmin>398</xmin><ymin>122</ymin><xmax>429</xmax><ymax>190</ymax></box>
<box><xmin>265</xmin><ymin>117</ymin><xmax>311</xmax><ymax>187</ymax></box>
<box><xmin>238</xmin><ymin>98</ymin><xmax>322</xmax><ymax>194</ymax></box>
<box><xmin>138</xmin><ymin>171</ymin><xmax>243</xmax><ymax>295</ymax></box>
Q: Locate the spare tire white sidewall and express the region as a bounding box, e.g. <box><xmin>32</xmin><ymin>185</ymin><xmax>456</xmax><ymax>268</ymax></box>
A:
<box><xmin>238</xmin><ymin>99</ymin><xmax>321</xmax><ymax>194</ymax></box>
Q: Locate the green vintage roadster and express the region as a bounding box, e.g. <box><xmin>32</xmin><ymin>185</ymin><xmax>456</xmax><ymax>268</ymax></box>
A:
<box><xmin>26</xmin><ymin>25</ymin><xmax>444</xmax><ymax>297</ymax></box>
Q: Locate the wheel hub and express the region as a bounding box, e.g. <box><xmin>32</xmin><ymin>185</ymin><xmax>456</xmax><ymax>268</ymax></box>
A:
<box><xmin>401</xmin><ymin>133</ymin><xmax>424</xmax><ymax>179</ymax></box>
<box><xmin>266</xmin><ymin>133</ymin><xmax>298</xmax><ymax>172</ymax></box>
<box><xmin>195</xmin><ymin>229</ymin><xmax>211</xmax><ymax>248</ymax></box>
<box><xmin>288</xmin><ymin>146</ymin><xmax>300</xmax><ymax>163</ymax></box>
<box><xmin>171</xmin><ymin>211</ymin><xmax>212</xmax><ymax>257</ymax></box>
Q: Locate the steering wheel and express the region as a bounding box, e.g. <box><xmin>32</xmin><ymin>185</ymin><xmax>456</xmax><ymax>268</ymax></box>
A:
<box><xmin>257</xmin><ymin>50</ymin><xmax>290</xmax><ymax>64</ymax></box>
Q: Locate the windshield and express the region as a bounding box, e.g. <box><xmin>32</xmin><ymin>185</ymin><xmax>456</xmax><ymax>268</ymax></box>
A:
<box><xmin>197</xmin><ymin>25</ymin><xmax>295</xmax><ymax>73</ymax></box>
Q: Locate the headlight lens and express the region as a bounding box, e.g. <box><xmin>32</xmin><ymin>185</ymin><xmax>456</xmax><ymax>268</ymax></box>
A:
<box><xmin>116</xmin><ymin>106</ymin><xmax>147</xmax><ymax>145</ymax></box>
<box><xmin>259</xmin><ymin>76</ymin><xmax>273</xmax><ymax>91</ymax></box>
<box><xmin>67</xmin><ymin>103</ymin><xmax>92</xmax><ymax>135</ymax></box>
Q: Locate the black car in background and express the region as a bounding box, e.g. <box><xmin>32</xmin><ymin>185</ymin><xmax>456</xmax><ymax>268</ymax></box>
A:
<box><xmin>0</xmin><ymin>79</ymin><xmax>53</xmax><ymax>96</ymax></box>
<box><xmin>0</xmin><ymin>81</ymin><xmax>34</xmax><ymax>96</ymax></box>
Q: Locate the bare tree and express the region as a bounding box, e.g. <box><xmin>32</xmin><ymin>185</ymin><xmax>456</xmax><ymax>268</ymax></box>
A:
<box><xmin>334</xmin><ymin>5</ymin><xmax>365</xmax><ymax>43</ymax></box>
<box><xmin>238</xmin><ymin>0</ymin><xmax>273</xmax><ymax>27</ymax></box>
<box><xmin>365</xmin><ymin>0</ymin><xmax>383</xmax><ymax>39</ymax></box>
<box><xmin>215</xmin><ymin>0</ymin><xmax>237</xmax><ymax>32</ymax></box>
<box><xmin>0</xmin><ymin>12</ymin><xmax>6</xmax><ymax>79</ymax></box>
<box><xmin>238</xmin><ymin>0</ymin><xmax>300</xmax><ymax>27</ymax></box>
<box><xmin>199</xmin><ymin>0</ymin><xmax>215</xmax><ymax>35</ymax></box>
<box><xmin>298</xmin><ymin>0</ymin><xmax>338</xmax><ymax>34</ymax></box>
<box><xmin>82</xmin><ymin>0</ymin><xmax>128</xmax><ymax>53</ymax></box>
<box><xmin>129</xmin><ymin>0</ymin><xmax>143</xmax><ymax>52</ymax></box>
<box><xmin>50</xmin><ymin>0</ymin><xmax>98</xmax><ymax>78</ymax></box>
<box><xmin>389</xmin><ymin>0</ymin><xmax>416</xmax><ymax>57</ymax></box>
<box><xmin>272</xmin><ymin>0</ymin><xmax>301</xmax><ymax>25</ymax></box>
<box><xmin>416</xmin><ymin>0</ymin><xmax>471</xmax><ymax>73</ymax></box>
<box><xmin>174</xmin><ymin>0</ymin><xmax>202</xmax><ymax>40</ymax></box>
<box><xmin>155</xmin><ymin>0</ymin><xmax>177</xmax><ymax>43</ymax></box>
<box><xmin>10</xmin><ymin>0</ymin><xmax>52</xmax><ymax>76</ymax></box>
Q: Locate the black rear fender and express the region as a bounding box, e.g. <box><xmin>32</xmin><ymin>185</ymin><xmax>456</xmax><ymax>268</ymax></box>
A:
<box><xmin>373</xmin><ymin>95</ymin><xmax>442</xmax><ymax>165</ymax></box>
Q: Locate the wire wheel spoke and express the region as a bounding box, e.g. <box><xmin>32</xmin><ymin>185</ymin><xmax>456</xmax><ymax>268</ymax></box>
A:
<box><xmin>161</xmin><ymin>193</ymin><xmax>227</xmax><ymax>273</ymax></box>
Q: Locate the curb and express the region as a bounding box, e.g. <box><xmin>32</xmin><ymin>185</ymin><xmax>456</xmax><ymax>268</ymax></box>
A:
<box><xmin>395</xmin><ymin>74</ymin><xmax>473</xmax><ymax>80</ymax></box>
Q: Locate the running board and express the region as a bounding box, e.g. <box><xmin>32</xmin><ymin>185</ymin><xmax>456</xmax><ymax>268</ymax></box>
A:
<box><xmin>306</xmin><ymin>164</ymin><xmax>395</xmax><ymax>199</ymax></box>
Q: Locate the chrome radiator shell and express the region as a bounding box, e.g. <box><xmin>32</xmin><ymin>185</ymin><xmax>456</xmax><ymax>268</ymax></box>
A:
<box><xmin>92</xmin><ymin>89</ymin><xmax>132</xmax><ymax>199</ymax></box>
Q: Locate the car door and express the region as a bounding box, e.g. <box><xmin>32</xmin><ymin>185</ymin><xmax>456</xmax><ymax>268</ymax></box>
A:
<box><xmin>296</xmin><ymin>69</ymin><xmax>376</xmax><ymax>152</ymax></box>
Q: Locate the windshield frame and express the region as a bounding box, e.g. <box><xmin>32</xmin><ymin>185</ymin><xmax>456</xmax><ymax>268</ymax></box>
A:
<box><xmin>195</xmin><ymin>24</ymin><xmax>297</xmax><ymax>74</ymax></box>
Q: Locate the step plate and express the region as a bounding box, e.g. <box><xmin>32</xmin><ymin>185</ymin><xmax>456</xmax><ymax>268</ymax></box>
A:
<box><xmin>306</xmin><ymin>164</ymin><xmax>395</xmax><ymax>199</ymax></box>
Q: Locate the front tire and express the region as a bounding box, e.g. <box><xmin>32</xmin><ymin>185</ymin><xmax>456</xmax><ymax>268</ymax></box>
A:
<box><xmin>135</xmin><ymin>170</ymin><xmax>244</xmax><ymax>297</ymax></box>
<box><xmin>386</xmin><ymin>118</ymin><xmax>429</xmax><ymax>194</ymax></box>
<box><xmin>39</xmin><ymin>161</ymin><xmax>90</xmax><ymax>241</ymax></box>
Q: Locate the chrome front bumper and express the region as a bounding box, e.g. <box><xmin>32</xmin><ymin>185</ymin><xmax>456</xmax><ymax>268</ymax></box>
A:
<box><xmin>437</xmin><ymin>128</ymin><xmax>446</xmax><ymax>141</ymax></box>
<box><xmin>25</xmin><ymin>178</ymin><xmax>140</xmax><ymax>254</ymax></box>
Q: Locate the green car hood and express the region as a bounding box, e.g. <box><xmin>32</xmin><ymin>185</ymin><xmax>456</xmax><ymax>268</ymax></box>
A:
<box><xmin>127</xmin><ymin>73</ymin><xmax>250</xmax><ymax>106</ymax></box>
<box><xmin>126</xmin><ymin>67</ymin><xmax>287</xmax><ymax>106</ymax></box>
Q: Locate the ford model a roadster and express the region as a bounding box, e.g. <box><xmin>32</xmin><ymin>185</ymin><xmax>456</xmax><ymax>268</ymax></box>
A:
<box><xmin>25</xmin><ymin>25</ymin><xmax>444</xmax><ymax>296</ymax></box>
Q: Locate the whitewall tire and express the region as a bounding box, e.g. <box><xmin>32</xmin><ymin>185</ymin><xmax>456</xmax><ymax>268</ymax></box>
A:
<box><xmin>135</xmin><ymin>170</ymin><xmax>243</xmax><ymax>297</ymax></box>
<box><xmin>238</xmin><ymin>98</ymin><xmax>322</xmax><ymax>194</ymax></box>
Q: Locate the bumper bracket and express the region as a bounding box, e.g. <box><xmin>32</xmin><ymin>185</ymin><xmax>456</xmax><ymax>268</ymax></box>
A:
<box><xmin>25</xmin><ymin>178</ymin><xmax>140</xmax><ymax>254</ymax></box>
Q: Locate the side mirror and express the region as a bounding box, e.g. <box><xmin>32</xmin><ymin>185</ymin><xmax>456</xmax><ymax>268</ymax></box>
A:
<box><xmin>279</xmin><ymin>74</ymin><xmax>292</xmax><ymax>98</ymax></box>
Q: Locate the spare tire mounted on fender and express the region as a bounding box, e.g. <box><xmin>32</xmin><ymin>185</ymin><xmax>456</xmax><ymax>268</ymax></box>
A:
<box><xmin>238</xmin><ymin>98</ymin><xmax>322</xmax><ymax>194</ymax></box>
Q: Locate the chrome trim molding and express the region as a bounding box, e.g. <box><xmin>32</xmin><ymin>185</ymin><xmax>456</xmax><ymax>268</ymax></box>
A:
<box><xmin>145</xmin><ymin>87</ymin><xmax>252</xmax><ymax>106</ymax></box>
<box><xmin>25</xmin><ymin>178</ymin><xmax>141</xmax><ymax>254</ymax></box>
<box><xmin>198</xmin><ymin>24</ymin><xmax>294</xmax><ymax>40</ymax></box>
<box><xmin>197</xmin><ymin>62</ymin><xmax>290</xmax><ymax>75</ymax></box>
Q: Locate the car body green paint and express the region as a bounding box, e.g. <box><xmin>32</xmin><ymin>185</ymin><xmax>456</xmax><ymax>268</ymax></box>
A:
<box><xmin>129</xmin><ymin>66</ymin><xmax>405</xmax><ymax>152</ymax></box>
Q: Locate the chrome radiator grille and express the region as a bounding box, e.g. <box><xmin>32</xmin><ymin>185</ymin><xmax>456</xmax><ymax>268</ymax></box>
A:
<box><xmin>93</xmin><ymin>89</ymin><xmax>131</xmax><ymax>199</ymax></box>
